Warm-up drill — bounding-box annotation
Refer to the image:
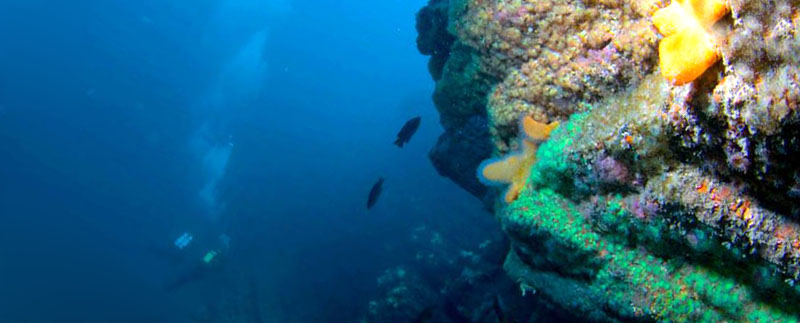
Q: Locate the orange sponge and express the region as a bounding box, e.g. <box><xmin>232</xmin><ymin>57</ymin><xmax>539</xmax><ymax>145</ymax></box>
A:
<box><xmin>652</xmin><ymin>0</ymin><xmax>729</xmax><ymax>85</ymax></box>
<box><xmin>478</xmin><ymin>151</ymin><xmax>535</xmax><ymax>203</ymax></box>
<box><xmin>478</xmin><ymin>117</ymin><xmax>557</xmax><ymax>203</ymax></box>
<box><xmin>522</xmin><ymin>116</ymin><xmax>559</xmax><ymax>142</ymax></box>
<box><xmin>479</xmin><ymin>154</ymin><xmax>524</xmax><ymax>185</ymax></box>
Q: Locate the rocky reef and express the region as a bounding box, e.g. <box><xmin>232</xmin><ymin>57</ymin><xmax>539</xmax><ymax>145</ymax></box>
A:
<box><xmin>360</xmin><ymin>224</ymin><xmax>584</xmax><ymax>323</ymax></box>
<box><xmin>417</xmin><ymin>0</ymin><xmax>800</xmax><ymax>321</ymax></box>
<box><xmin>417</xmin><ymin>0</ymin><xmax>498</xmax><ymax>200</ymax></box>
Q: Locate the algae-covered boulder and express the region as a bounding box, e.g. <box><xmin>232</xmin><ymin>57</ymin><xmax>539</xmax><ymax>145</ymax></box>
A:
<box><xmin>503</xmin><ymin>74</ymin><xmax>800</xmax><ymax>321</ymax></box>
<box><xmin>417</xmin><ymin>0</ymin><xmax>800</xmax><ymax>321</ymax></box>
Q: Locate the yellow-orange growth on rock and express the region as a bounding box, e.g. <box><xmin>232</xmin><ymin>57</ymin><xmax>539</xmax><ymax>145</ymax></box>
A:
<box><xmin>478</xmin><ymin>116</ymin><xmax>558</xmax><ymax>203</ymax></box>
<box><xmin>523</xmin><ymin>116</ymin><xmax>559</xmax><ymax>142</ymax></box>
<box><xmin>652</xmin><ymin>0</ymin><xmax>729</xmax><ymax>85</ymax></box>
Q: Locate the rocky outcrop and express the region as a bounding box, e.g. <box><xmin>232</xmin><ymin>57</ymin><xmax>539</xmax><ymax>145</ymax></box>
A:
<box><xmin>428</xmin><ymin>114</ymin><xmax>492</xmax><ymax>198</ymax></box>
<box><xmin>415</xmin><ymin>0</ymin><xmax>455</xmax><ymax>81</ymax></box>
<box><xmin>417</xmin><ymin>0</ymin><xmax>800</xmax><ymax>321</ymax></box>
<box><xmin>417</xmin><ymin>0</ymin><xmax>498</xmax><ymax>200</ymax></box>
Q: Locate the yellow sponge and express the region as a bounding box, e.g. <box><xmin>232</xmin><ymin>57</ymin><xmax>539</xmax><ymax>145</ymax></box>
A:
<box><xmin>522</xmin><ymin>116</ymin><xmax>559</xmax><ymax>142</ymax></box>
<box><xmin>652</xmin><ymin>0</ymin><xmax>729</xmax><ymax>85</ymax></box>
<box><xmin>478</xmin><ymin>151</ymin><xmax>535</xmax><ymax>203</ymax></box>
<box><xmin>478</xmin><ymin>116</ymin><xmax>558</xmax><ymax>203</ymax></box>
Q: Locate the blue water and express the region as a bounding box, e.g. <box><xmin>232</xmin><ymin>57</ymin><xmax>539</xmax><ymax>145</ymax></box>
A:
<box><xmin>0</xmin><ymin>1</ymin><xmax>496</xmax><ymax>321</ymax></box>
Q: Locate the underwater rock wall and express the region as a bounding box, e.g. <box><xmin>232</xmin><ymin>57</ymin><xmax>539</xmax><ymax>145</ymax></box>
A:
<box><xmin>453</xmin><ymin>0</ymin><xmax>660</xmax><ymax>150</ymax></box>
<box><xmin>418</xmin><ymin>0</ymin><xmax>800</xmax><ymax>321</ymax></box>
<box><xmin>417</xmin><ymin>0</ymin><xmax>497</xmax><ymax>200</ymax></box>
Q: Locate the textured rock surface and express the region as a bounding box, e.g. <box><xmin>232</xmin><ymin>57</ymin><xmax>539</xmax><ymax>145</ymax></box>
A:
<box><xmin>359</xmin><ymin>225</ymin><xmax>584</xmax><ymax>323</ymax></box>
<box><xmin>416</xmin><ymin>0</ymin><xmax>456</xmax><ymax>81</ymax></box>
<box><xmin>417</xmin><ymin>0</ymin><xmax>498</xmax><ymax>199</ymax></box>
<box><xmin>454</xmin><ymin>0</ymin><xmax>660</xmax><ymax>150</ymax></box>
<box><xmin>418</xmin><ymin>0</ymin><xmax>800</xmax><ymax>321</ymax></box>
<box><xmin>429</xmin><ymin>114</ymin><xmax>493</xmax><ymax>198</ymax></box>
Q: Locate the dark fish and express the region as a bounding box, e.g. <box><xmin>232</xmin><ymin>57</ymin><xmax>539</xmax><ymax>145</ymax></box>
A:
<box><xmin>367</xmin><ymin>177</ymin><xmax>384</xmax><ymax>209</ymax></box>
<box><xmin>394</xmin><ymin>116</ymin><xmax>421</xmax><ymax>147</ymax></box>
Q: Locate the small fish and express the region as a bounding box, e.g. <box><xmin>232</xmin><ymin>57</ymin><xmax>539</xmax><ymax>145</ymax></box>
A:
<box><xmin>367</xmin><ymin>177</ymin><xmax>384</xmax><ymax>209</ymax></box>
<box><xmin>394</xmin><ymin>116</ymin><xmax>421</xmax><ymax>147</ymax></box>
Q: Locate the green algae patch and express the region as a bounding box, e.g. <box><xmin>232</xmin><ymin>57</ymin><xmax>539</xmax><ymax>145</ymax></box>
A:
<box><xmin>499</xmin><ymin>110</ymin><xmax>800</xmax><ymax>320</ymax></box>
<box><xmin>525</xmin><ymin>112</ymin><xmax>588</xmax><ymax>196</ymax></box>
<box><xmin>508</xmin><ymin>188</ymin><xmax>598</xmax><ymax>251</ymax></box>
<box><xmin>504</xmin><ymin>188</ymin><xmax>714</xmax><ymax>321</ymax></box>
<box><xmin>503</xmin><ymin>186</ymin><xmax>799</xmax><ymax>322</ymax></box>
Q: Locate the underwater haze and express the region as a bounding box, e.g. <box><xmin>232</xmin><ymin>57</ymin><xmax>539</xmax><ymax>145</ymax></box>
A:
<box><xmin>0</xmin><ymin>0</ymin><xmax>501</xmax><ymax>322</ymax></box>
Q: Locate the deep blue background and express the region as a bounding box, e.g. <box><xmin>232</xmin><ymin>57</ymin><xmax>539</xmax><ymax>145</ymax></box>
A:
<box><xmin>0</xmin><ymin>1</ymin><xmax>495</xmax><ymax>321</ymax></box>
